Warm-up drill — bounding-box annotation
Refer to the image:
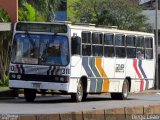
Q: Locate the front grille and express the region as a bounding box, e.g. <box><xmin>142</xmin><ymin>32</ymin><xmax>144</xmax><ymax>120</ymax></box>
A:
<box><xmin>9</xmin><ymin>73</ymin><xmax>68</xmax><ymax>83</ymax></box>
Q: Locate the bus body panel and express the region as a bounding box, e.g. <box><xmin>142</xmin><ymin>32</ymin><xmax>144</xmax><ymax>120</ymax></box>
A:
<box><xmin>68</xmin><ymin>56</ymin><xmax>82</xmax><ymax>92</ymax></box>
<box><xmin>9</xmin><ymin>80</ymin><xmax>69</xmax><ymax>91</ymax></box>
<box><xmin>125</xmin><ymin>59</ymin><xmax>136</xmax><ymax>92</ymax></box>
<box><xmin>10</xmin><ymin>64</ymin><xmax>71</xmax><ymax>75</ymax></box>
<box><xmin>68</xmin><ymin>26</ymin><xmax>155</xmax><ymax>94</ymax></box>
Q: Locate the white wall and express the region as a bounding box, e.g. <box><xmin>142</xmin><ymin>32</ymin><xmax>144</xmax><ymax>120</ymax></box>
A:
<box><xmin>139</xmin><ymin>0</ymin><xmax>151</xmax><ymax>5</ymax></box>
<box><xmin>142</xmin><ymin>10</ymin><xmax>160</xmax><ymax>29</ymax></box>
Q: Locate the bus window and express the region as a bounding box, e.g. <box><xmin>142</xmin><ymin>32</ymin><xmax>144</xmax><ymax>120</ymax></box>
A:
<box><xmin>126</xmin><ymin>35</ymin><xmax>136</xmax><ymax>58</ymax></box>
<box><xmin>12</xmin><ymin>34</ymin><xmax>40</xmax><ymax>64</ymax></box>
<box><xmin>145</xmin><ymin>49</ymin><xmax>153</xmax><ymax>59</ymax></box>
<box><xmin>71</xmin><ymin>36</ymin><xmax>81</xmax><ymax>55</ymax></box>
<box><xmin>104</xmin><ymin>46</ymin><xmax>115</xmax><ymax>57</ymax></box>
<box><xmin>104</xmin><ymin>33</ymin><xmax>114</xmax><ymax>45</ymax></box>
<box><xmin>116</xmin><ymin>47</ymin><xmax>126</xmax><ymax>58</ymax></box>
<box><xmin>39</xmin><ymin>35</ymin><xmax>69</xmax><ymax>66</ymax></box>
<box><xmin>136</xmin><ymin>48</ymin><xmax>144</xmax><ymax>59</ymax></box>
<box><xmin>82</xmin><ymin>45</ymin><xmax>91</xmax><ymax>56</ymax></box>
<box><xmin>115</xmin><ymin>34</ymin><xmax>125</xmax><ymax>46</ymax></box>
<box><xmin>136</xmin><ymin>36</ymin><xmax>144</xmax><ymax>47</ymax></box>
<box><xmin>92</xmin><ymin>32</ymin><xmax>103</xmax><ymax>44</ymax></box>
<box><xmin>126</xmin><ymin>35</ymin><xmax>135</xmax><ymax>46</ymax></box>
<box><xmin>82</xmin><ymin>31</ymin><xmax>91</xmax><ymax>43</ymax></box>
<box><xmin>145</xmin><ymin>37</ymin><xmax>152</xmax><ymax>48</ymax></box>
<box><xmin>92</xmin><ymin>45</ymin><xmax>103</xmax><ymax>56</ymax></box>
<box><xmin>127</xmin><ymin>48</ymin><xmax>136</xmax><ymax>58</ymax></box>
<box><xmin>145</xmin><ymin>37</ymin><xmax>153</xmax><ymax>59</ymax></box>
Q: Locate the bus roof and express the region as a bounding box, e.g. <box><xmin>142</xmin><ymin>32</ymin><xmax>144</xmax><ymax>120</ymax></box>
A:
<box><xmin>15</xmin><ymin>21</ymin><xmax>154</xmax><ymax>37</ymax></box>
<box><xmin>68</xmin><ymin>24</ymin><xmax>154</xmax><ymax>37</ymax></box>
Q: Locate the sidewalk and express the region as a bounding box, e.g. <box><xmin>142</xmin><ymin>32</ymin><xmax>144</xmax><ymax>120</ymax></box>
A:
<box><xmin>141</xmin><ymin>89</ymin><xmax>160</xmax><ymax>94</ymax></box>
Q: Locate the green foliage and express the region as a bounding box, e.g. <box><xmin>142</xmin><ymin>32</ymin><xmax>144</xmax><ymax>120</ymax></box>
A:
<box><xmin>19</xmin><ymin>2</ymin><xmax>46</xmax><ymax>21</ymax></box>
<box><xmin>0</xmin><ymin>74</ymin><xmax>9</xmax><ymax>87</ymax></box>
<box><xmin>68</xmin><ymin>0</ymin><xmax>152</xmax><ymax>32</ymax></box>
<box><xmin>0</xmin><ymin>8</ymin><xmax>11</xmax><ymax>87</ymax></box>
<box><xmin>19</xmin><ymin>0</ymin><xmax>61</xmax><ymax>21</ymax></box>
<box><xmin>0</xmin><ymin>8</ymin><xmax>11</xmax><ymax>22</ymax></box>
<box><xmin>29</xmin><ymin>0</ymin><xmax>61</xmax><ymax>21</ymax></box>
<box><xmin>0</xmin><ymin>32</ymin><xmax>12</xmax><ymax>87</ymax></box>
<box><xmin>0</xmin><ymin>86</ymin><xmax>9</xmax><ymax>90</ymax></box>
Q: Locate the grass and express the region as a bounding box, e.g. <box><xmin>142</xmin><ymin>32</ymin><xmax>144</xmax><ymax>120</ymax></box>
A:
<box><xmin>0</xmin><ymin>86</ymin><xmax>9</xmax><ymax>91</ymax></box>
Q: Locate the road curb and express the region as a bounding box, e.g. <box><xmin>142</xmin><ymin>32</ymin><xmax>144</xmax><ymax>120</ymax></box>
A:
<box><xmin>3</xmin><ymin>104</ymin><xmax>160</xmax><ymax>120</ymax></box>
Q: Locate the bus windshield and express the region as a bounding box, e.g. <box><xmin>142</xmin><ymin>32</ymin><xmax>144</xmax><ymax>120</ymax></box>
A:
<box><xmin>11</xmin><ymin>34</ymin><xmax>69</xmax><ymax>66</ymax></box>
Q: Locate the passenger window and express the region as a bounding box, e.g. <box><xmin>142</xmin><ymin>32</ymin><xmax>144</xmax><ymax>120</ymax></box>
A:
<box><xmin>115</xmin><ymin>34</ymin><xmax>125</xmax><ymax>46</ymax></box>
<box><xmin>127</xmin><ymin>48</ymin><xmax>136</xmax><ymax>58</ymax></box>
<box><xmin>136</xmin><ymin>36</ymin><xmax>144</xmax><ymax>47</ymax></box>
<box><xmin>92</xmin><ymin>32</ymin><xmax>103</xmax><ymax>44</ymax></box>
<box><xmin>126</xmin><ymin>36</ymin><xmax>135</xmax><ymax>46</ymax></box>
<box><xmin>145</xmin><ymin>37</ymin><xmax>153</xmax><ymax>60</ymax></box>
<box><xmin>116</xmin><ymin>47</ymin><xmax>126</xmax><ymax>58</ymax></box>
<box><xmin>145</xmin><ymin>49</ymin><xmax>153</xmax><ymax>59</ymax></box>
<box><xmin>82</xmin><ymin>45</ymin><xmax>91</xmax><ymax>56</ymax></box>
<box><xmin>104</xmin><ymin>46</ymin><xmax>115</xmax><ymax>57</ymax></box>
<box><xmin>104</xmin><ymin>33</ymin><xmax>114</xmax><ymax>45</ymax></box>
<box><xmin>82</xmin><ymin>31</ymin><xmax>91</xmax><ymax>43</ymax></box>
<box><xmin>136</xmin><ymin>48</ymin><xmax>144</xmax><ymax>59</ymax></box>
<box><xmin>145</xmin><ymin>37</ymin><xmax>152</xmax><ymax>48</ymax></box>
<box><xmin>71</xmin><ymin>36</ymin><xmax>81</xmax><ymax>55</ymax></box>
<box><xmin>92</xmin><ymin>45</ymin><xmax>103</xmax><ymax>56</ymax></box>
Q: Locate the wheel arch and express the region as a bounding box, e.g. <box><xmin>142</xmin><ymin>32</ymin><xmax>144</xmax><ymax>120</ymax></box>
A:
<box><xmin>125</xmin><ymin>76</ymin><xmax>131</xmax><ymax>92</ymax></box>
<box><xmin>80</xmin><ymin>76</ymin><xmax>88</xmax><ymax>93</ymax></box>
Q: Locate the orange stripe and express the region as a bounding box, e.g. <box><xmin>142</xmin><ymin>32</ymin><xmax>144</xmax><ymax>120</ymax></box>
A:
<box><xmin>96</xmin><ymin>58</ymin><xmax>109</xmax><ymax>92</ymax></box>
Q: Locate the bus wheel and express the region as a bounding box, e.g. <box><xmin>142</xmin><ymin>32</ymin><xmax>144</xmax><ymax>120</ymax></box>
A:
<box><xmin>71</xmin><ymin>81</ymin><xmax>83</xmax><ymax>102</ymax></box>
<box><xmin>82</xmin><ymin>93</ymin><xmax>88</xmax><ymax>101</ymax></box>
<box><xmin>110</xmin><ymin>79</ymin><xmax>129</xmax><ymax>100</ymax></box>
<box><xmin>24</xmin><ymin>89</ymin><xmax>36</xmax><ymax>102</ymax></box>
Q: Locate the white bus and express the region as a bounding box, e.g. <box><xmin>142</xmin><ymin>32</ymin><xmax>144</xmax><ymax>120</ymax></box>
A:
<box><xmin>9</xmin><ymin>21</ymin><xmax>155</xmax><ymax>102</ymax></box>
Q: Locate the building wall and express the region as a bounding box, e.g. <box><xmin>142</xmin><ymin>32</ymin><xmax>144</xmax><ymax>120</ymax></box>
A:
<box><xmin>142</xmin><ymin>10</ymin><xmax>160</xmax><ymax>29</ymax></box>
<box><xmin>0</xmin><ymin>0</ymin><xmax>18</xmax><ymax>23</ymax></box>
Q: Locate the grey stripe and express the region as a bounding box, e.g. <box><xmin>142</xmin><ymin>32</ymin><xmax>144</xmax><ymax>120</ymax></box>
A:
<box><xmin>90</xmin><ymin>58</ymin><xmax>103</xmax><ymax>92</ymax></box>
<box><xmin>82</xmin><ymin>57</ymin><xmax>96</xmax><ymax>92</ymax></box>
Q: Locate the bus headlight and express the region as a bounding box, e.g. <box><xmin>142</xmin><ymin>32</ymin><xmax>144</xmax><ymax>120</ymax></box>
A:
<box><xmin>60</xmin><ymin>76</ymin><xmax>69</xmax><ymax>82</ymax></box>
<box><xmin>60</xmin><ymin>77</ymin><xmax>64</xmax><ymax>82</ymax></box>
<box><xmin>12</xmin><ymin>74</ymin><xmax>16</xmax><ymax>79</ymax></box>
<box><xmin>17</xmin><ymin>75</ymin><xmax>21</xmax><ymax>79</ymax></box>
<box><xmin>54</xmin><ymin>76</ymin><xmax>69</xmax><ymax>82</ymax></box>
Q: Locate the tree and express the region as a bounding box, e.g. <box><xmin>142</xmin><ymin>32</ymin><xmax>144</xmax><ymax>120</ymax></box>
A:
<box><xmin>0</xmin><ymin>8</ymin><xmax>11</xmax><ymax>86</ymax></box>
<box><xmin>0</xmin><ymin>8</ymin><xmax>11</xmax><ymax>22</ymax></box>
<box><xmin>68</xmin><ymin>0</ymin><xmax>152</xmax><ymax>32</ymax></box>
<box><xmin>18</xmin><ymin>2</ymin><xmax>47</xmax><ymax>21</ymax></box>
<box><xmin>19</xmin><ymin>0</ymin><xmax>61</xmax><ymax>21</ymax></box>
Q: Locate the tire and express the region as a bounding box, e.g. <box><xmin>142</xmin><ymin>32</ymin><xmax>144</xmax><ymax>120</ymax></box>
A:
<box><xmin>24</xmin><ymin>89</ymin><xmax>36</xmax><ymax>102</ymax></box>
<box><xmin>71</xmin><ymin>81</ymin><xmax>83</xmax><ymax>102</ymax></box>
<box><xmin>110</xmin><ymin>79</ymin><xmax>129</xmax><ymax>100</ymax></box>
<box><xmin>82</xmin><ymin>93</ymin><xmax>88</xmax><ymax>101</ymax></box>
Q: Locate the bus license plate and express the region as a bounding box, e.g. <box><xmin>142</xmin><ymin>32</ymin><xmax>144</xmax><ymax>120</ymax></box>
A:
<box><xmin>32</xmin><ymin>83</ymin><xmax>41</xmax><ymax>89</ymax></box>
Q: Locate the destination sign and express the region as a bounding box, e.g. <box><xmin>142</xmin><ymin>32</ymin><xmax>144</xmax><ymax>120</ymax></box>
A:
<box><xmin>16</xmin><ymin>22</ymin><xmax>67</xmax><ymax>33</ymax></box>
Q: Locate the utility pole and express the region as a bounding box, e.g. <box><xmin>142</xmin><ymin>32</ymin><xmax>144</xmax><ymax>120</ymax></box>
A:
<box><xmin>155</xmin><ymin>0</ymin><xmax>159</xmax><ymax>89</ymax></box>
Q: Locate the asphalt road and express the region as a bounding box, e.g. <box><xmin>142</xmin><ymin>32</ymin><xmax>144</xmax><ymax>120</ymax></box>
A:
<box><xmin>0</xmin><ymin>93</ymin><xmax>160</xmax><ymax>114</ymax></box>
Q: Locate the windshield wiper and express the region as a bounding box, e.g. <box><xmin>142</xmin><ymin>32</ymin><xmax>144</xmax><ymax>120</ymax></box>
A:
<box><xmin>25</xmin><ymin>31</ymin><xmax>36</xmax><ymax>47</ymax></box>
